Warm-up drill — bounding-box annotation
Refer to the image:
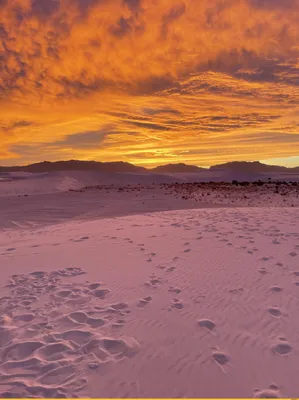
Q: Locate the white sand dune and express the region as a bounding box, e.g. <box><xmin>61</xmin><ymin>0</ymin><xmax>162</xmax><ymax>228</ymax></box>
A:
<box><xmin>1</xmin><ymin>169</ymin><xmax>299</xmax><ymax>198</ymax></box>
<box><xmin>0</xmin><ymin>171</ymin><xmax>182</xmax><ymax>197</ymax></box>
<box><xmin>1</xmin><ymin>201</ymin><xmax>299</xmax><ymax>397</ymax></box>
<box><xmin>1</xmin><ymin>176</ymin><xmax>299</xmax><ymax>231</ymax></box>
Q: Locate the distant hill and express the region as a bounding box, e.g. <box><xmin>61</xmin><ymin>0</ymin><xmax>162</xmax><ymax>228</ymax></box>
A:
<box><xmin>0</xmin><ymin>160</ymin><xmax>147</xmax><ymax>174</ymax></box>
<box><xmin>151</xmin><ymin>163</ymin><xmax>206</xmax><ymax>173</ymax></box>
<box><xmin>210</xmin><ymin>161</ymin><xmax>298</xmax><ymax>173</ymax></box>
<box><xmin>1</xmin><ymin>160</ymin><xmax>299</xmax><ymax>175</ymax></box>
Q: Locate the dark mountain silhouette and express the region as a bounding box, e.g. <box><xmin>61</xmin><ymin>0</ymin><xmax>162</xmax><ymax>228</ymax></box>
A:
<box><xmin>0</xmin><ymin>160</ymin><xmax>147</xmax><ymax>174</ymax></box>
<box><xmin>0</xmin><ymin>160</ymin><xmax>299</xmax><ymax>174</ymax></box>
<box><xmin>210</xmin><ymin>161</ymin><xmax>299</xmax><ymax>173</ymax></box>
<box><xmin>151</xmin><ymin>163</ymin><xmax>206</xmax><ymax>173</ymax></box>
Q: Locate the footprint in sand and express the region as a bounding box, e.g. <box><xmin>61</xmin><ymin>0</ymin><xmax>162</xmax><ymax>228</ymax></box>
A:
<box><xmin>171</xmin><ymin>299</ymin><xmax>184</xmax><ymax>310</ymax></box>
<box><xmin>109</xmin><ymin>302</ymin><xmax>129</xmax><ymax>311</ymax></box>
<box><xmin>87</xmin><ymin>283</ymin><xmax>102</xmax><ymax>290</ymax></box>
<box><xmin>260</xmin><ymin>257</ymin><xmax>271</xmax><ymax>262</ymax></box>
<box><xmin>2</xmin><ymin>341</ymin><xmax>44</xmax><ymax>362</ymax></box>
<box><xmin>271</xmin><ymin>338</ymin><xmax>292</xmax><ymax>356</ymax></box>
<box><xmin>70</xmin><ymin>311</ymin><xmax>106</xmax><ymax>329</ymax></box>
<box><xmin>267</xmin><ymin>307</ymin><xmax>282</xmax><ymax>317</ymax></box>
<box><xmin>37</xmin><ymin>342</ymin><xmax>78</xmax><ymax>362</ymax></box>
<box><xmin>211</xmin><ymin>348</ymin><xmax>231</xmax><ymax>372</ymax></box>
<box><xmin>259</xmin><ymin>268</ymin><xmax>268</xmax><ymax>275</ymax></box>
<box><xmin>14</xmin><ymin>313</ymin><xmax>36</xmax><ymax>323</ymax></box>
<box><xmin>229</xmin><ymin>288</ymin><xmax>244</xmax><ymax>295</ymax></box>
<box><xmin>183</xmin><ymin>249</ymin><xmax>191</xmax><ymax>253</ymax></box>
<box><xmin>270</xmin><ymin>286</ymin><xmax>283</xmax><ymax>293</ymax></box>
<box><xmin>6</xmin><ymin>248</ymin><xmax>16</xmax><ymax>252</ymax></box>
<box><xmin>276</xmin><ymin>262</ymin><xmax>283</xmax><ymax>267</ymax></box>
<box><xmin>72</xmin><ymin>236</ymin><xmax>90</xmax><ymax>243</ymax></box>
<box><xmin>111</xmin><ymin>318</ymin><xmax>126</xmax><ymax>329</ymax></box>
<box><xmin>212</xmin><ymin>351</ymin><xmax>230</xmax><ymax>365</ymax></box>
<box><xmin>137</xmin><ymin>296</ymin><xmax>152</xmax><ymax>308</ymax></box>
<box><xmin>169</xmin><ymin>287</ymin><xmax>181</xmax><ymax>294</ymax></box>
<box><xmin>289</xmin><ymin>251</ymin><xmax>297</xmax><ymax>257</ymax></box>
<box><xmin>55</xmin><ymin>267</ymin><xmax>86</xmax><ymax>277</ymax></box>
<box><xmin>198</xmin><ymin>319</ymin><xmax>216</xmax><ymax>332</ymax></box>
<box><xmin>38</xmin><ymin>364</ymin><xmax>82</xmax><ymax>387</ymax></box>
<box><xmin>254</xmin><ymin>386</ymin><xmax>282</xmax><ymax>398</ymax></box>
<box><xmin>272</xmin><ymin>239</ymin><xmax>281</xmax><ymax>245</ymax></box>
<box><xmin>88</xmin><ymin>337</ymin><xmax>140</xmax><ymax>360</ymax></box>
<box><xmin>145</xmin><ymin>277</ymin><xmax>163</xmax><ymax>288</ymax></box>
<box><xmin>167</xmin><ymin>266</ymin><xmax>176</xmax><ymax>272</ymax></box>
<box><xmin>55</xmin><ymin>289</ymin><xmax>74</xmax><ymax>299</ymax></box>
<box><xmin>91</xmin><ymin>289</ymin><xmax>111</xmax><ymax>299</ymax></box>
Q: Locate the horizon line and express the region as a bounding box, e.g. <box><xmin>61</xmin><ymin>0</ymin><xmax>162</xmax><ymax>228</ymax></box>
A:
<box><xmin>1</xmin><ymin>158</ymin><xmax>299</xmax><ymax>170</ymax></box>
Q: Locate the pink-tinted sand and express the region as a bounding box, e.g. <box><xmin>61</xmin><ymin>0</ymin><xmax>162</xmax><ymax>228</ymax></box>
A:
<box><xmin>0</xmin><ymin>171</ymin><xmax>299</xmax><ymax>397</ymax></box>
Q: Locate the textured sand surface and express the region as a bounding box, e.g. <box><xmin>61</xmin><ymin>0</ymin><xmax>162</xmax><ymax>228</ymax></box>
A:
<box><xmin>1</xmin><ymin>172</ymin><xmax>299</xmax><ymax>230</ymax></box>
<box><xmin>1</xmin><ymin>204</ymin><xmax>299</xmax><ymax>397</ymax></box>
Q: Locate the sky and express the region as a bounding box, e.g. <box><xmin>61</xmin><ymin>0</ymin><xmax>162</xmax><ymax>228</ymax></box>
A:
<box><xmin>1</xmin><ymin>0</ymin><xmax>299</xmax><ymax>168</ymax></box>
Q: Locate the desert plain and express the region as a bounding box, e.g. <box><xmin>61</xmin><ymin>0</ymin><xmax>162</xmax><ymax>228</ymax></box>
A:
<box><xmin>1</xmin><ymin>169</ymin><xmax>299</xmax><ymax>398</ymax></box>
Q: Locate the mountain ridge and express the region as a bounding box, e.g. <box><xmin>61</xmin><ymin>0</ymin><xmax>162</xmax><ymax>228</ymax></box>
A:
<box><xmin>0</xmin><ymin>160</ymin><xmax>147</xmax><ymax>174</ymax></box>
<box><xmin>210</xmin><ymin>161</ymin><xmax>299</xmax><ymax>173</ymax></box>
<box><xmin>151</xmin><ymin>163</ymin><xmax>206</xmax><ymax>173</ymax></box>
<box><xmin>1</xmin><ymin>160</ymin><xmax>299</xmax><ymax>174</ymax></box>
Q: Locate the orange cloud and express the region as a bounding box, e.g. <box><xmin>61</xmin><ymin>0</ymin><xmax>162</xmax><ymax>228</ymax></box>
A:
<box><xmin>1</xmin><ymin>0</ymin><xmax>299</xmax><ymax>166</ymax></box>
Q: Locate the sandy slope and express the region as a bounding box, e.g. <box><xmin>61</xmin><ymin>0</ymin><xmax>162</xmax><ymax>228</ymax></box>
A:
<box><xmin>1</xmin><ymin>206</ymin><xmax>299</xmax><ymax>398</ymax></box>
<box><xmin>1</xmin><ymin>180</ymin><xmax>298</xmax><ymax>231</ymax></box>
<box><xmin>0</xmin><ymin>185</ymin><xmax>233</xmax><ymax>230</ymax></box>
<box><xmin>1</xmin><ymin>169</ymin><xmax>299</xmax><ymax>198</ymax></box>
<box><xmin>0</xmin><ymin>171</ymin><xmax>180</xmax><ymax>197</ymax></box>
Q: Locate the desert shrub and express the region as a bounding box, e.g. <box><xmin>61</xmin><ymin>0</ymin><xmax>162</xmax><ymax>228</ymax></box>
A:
<box><xmin>240</xmin><ymin>181</ymin><xmax>250</xmax><ymax>186</ymax></box>
<box><xmin>256</xmin><ymin>180</ymin><xmax>265</xmax><ymax>186</ymax></box>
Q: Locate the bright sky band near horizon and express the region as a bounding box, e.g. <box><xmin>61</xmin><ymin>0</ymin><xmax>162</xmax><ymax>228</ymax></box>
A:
<box><xmin>1</xmin><ymin>0</ymin><xmax>299</xmax><ymax>168</ymax></box>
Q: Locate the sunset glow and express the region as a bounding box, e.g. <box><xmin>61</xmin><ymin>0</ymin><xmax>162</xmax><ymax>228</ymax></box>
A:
<box><xmin>1</xmin><ymin>0</ymin><xmax>299</xmax><ymax>167</ymax></box>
